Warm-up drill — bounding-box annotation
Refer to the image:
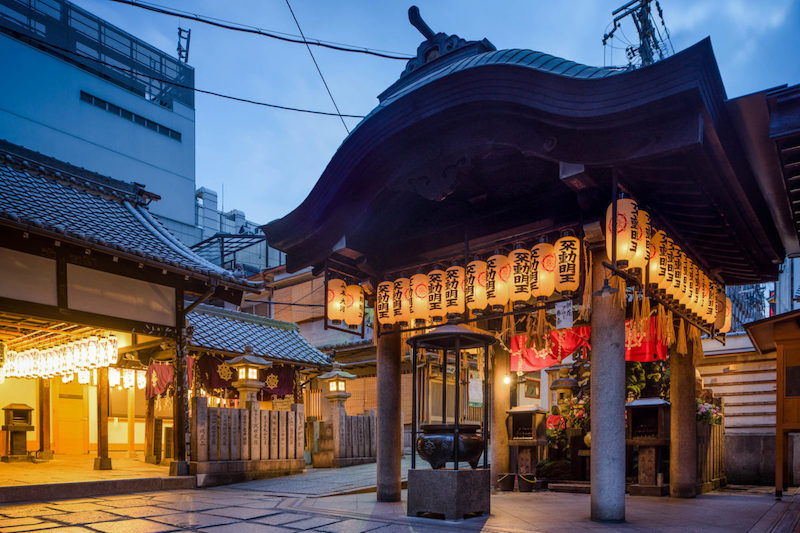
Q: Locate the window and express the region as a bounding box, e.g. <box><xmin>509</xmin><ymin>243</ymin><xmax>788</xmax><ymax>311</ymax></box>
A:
<box><xmin>79</xmin><ymin>91</ymin><xmax>182</xmax><ymax>141</ymax></box>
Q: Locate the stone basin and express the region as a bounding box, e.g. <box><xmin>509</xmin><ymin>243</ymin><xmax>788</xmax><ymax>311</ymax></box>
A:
<box><xmin>416</xmin><ymin>423</ymin><xmax>484</xmax><ymax>470</ymax></box>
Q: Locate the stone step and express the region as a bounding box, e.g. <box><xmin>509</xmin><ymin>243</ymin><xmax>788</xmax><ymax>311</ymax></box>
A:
<box><xmin>547</xmin><ymin>481</ymin><xmax>591</xmax><ymax>494</ymax></box>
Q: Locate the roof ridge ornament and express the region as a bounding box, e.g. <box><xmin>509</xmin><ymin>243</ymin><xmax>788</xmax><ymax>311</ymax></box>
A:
<box><xmin>390</xmin><ymin>5</ymin><xmax>495</xmax><ymax>92</ymax></box>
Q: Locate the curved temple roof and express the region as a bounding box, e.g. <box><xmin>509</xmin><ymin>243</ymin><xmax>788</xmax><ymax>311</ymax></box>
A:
<box><xmin>264</xmin><ymin>17</ymin><xmax>790</xmax><ymax>285</ymax></box>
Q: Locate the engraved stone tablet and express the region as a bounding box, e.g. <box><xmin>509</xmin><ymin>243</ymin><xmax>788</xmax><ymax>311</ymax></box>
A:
<box><xmin>279</xmin><ymin>411</ymin><xmax>288</xmax><ymax>459</ymax></box>
<box><xmin>191</xmin><ymin>397</ymin><xmax>208</xmax><ymax>462</ymax></box>
<box><xmin>260</xmin><ymin>410</ymin><xmax>269</xmax><ymax>460</ymax></box>
<box><xmin>230</xmin><ymin>408</ymin><xmax>240</xmax><ymax>461</ymax></box>
<box><xmin>287</xmin><ymin>410</ymin><xmax>296</xmax><ymax>459</ymax></box>
<box><xmin>240</xmin><ymin>408</ymin><xmax>250</xmax><ymax>460</ymax></box>
<box><xmin>270</xmin><ymin>410</ymin><xmax>279</xmax><ymax>459</ymax></box>
<box><xmin>208</xmin><ymin>407</ymin><xmax>219</xmax><ymax>461</ymax></box>
<box><xmin>250</xmin><ymin>402</ymin><xmax>261</xmax><ymax>460</ymax></box>
<box><xmin>219</xmin><ymin>408</ymin><xmax>230</xmax><ymax>461</ymax></box>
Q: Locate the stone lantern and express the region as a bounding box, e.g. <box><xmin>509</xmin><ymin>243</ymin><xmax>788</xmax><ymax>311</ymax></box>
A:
<box><xmin>318</xmin><ymin>362</ymin><xmax>356</xmax><ymax>408</ymax></box>
<box><xmin>550</xmin><ymin>366</ymin><xmax>578</xmax><ymax>405</ymax></box>
<box><xmin>228</xmin><ymin>347</ymin><xmax>271</xmax><ymax>403</ymax></box>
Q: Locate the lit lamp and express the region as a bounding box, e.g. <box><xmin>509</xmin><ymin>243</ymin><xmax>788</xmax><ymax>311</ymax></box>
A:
<box><xmin>318</xmin><ymin>362</ymin><xmax>356</xmax><ymax>407</ymax></box>
<box><xmin>393</xmin><ymin>277</ymin><xmax>411</xmax><ymax>326</ymax></box>
<box><xmin>410</xmin><ymin>272</ymin><xmax>429</xmax><ymax>326</ymax></box>
<box><xmin>376</xmin><ymin>281</ymin><xmax>395</xmax><ymax>331</ymax></box>
<box><xmin>428</xmin><ymin>266</ymin><xmax>446</xmax><ymax>323</ymax></box>
<box><xmin>327</xmin><ymin>279</ymin><xmax>347</xmax><ymax>324</ymax></box>
<box><xmin>344</xmin><ymin>284</ymin><xmax>364</xmax><ymax>329</ymax></box>
<box><xmin>648</xmin><ymin>230</ymin><xmax>666</xmax><ymax>290</ymax></box>
<box><xmin>486</xmin><ymin>251</ymin><xmax>509</xmax><ymax>312</ymax></box>
<box><xmin>229</xmin><ymin>347</ymin><xmax>272</xmax><ymax>403</ymax></box>
<box><xmin>465</xmin><ymin>258</ymin><xmax>487</xmax><ymax>315</ymax></box>
<box><xmin>444</xmin><ymin>263</ymin><xmax>465</xmax><ymax>318</ymax></box>
<box><xmin>719</xmin><ymin>296</ymin><xmax>732</xmax><ymax>334</ymax></box>
<box><xmin>606</xmin><ymin>198</ymin><xmax>639</xmax><ymax>268</ymax></box>
<box><xmin>509</xmin><ymin>245</ymin><xmax>532</xmax><ymax>309</ymax></box>
<box><xmin>629</xmin><ymin>209</ymin><xmax>650</xmax><ymax>275</ymax></box>
<box><xmin>531</xmin><ymin>242</ymin><xmax>555</xmax><ymax>300</ymax></box>
<box><xmin>554</xmin><ymin>233</ymin><xmax>580</xmax><ymax>297</ymax></box>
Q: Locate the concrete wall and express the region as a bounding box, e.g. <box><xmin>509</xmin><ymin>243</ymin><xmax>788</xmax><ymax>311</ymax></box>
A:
<box><xmin>0</xmin><ymin>33</ymin><xmax>196</xmax><ymax>226</ymax></box>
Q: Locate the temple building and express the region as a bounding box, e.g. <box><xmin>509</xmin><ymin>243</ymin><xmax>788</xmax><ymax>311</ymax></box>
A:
<box><xmin>263</xmin><ymin>8</ymin><xmax>800</xmax><ymax>521</ymax></box>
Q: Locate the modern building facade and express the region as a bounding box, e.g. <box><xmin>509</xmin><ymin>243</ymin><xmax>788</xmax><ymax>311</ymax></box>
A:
<box><xmin>0</xmin><ymin>0</ymin><xmax>280</xmax><ymax>273</ymax></box>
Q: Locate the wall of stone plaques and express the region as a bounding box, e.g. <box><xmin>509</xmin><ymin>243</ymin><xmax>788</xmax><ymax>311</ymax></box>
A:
<box><xmin>190</xmin><ymin>397</ymin><xmax>304</xmax><ymax>463</ymax></box>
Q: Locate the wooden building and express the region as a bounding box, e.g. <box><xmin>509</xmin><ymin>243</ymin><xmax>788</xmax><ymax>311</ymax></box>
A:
<box><xmin>263</xmin><ymin>10</ymin><xmax>799</xmax><ymax>521</ymax></box>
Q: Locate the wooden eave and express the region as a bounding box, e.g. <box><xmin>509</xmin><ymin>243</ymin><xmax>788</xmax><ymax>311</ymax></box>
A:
<box><xmin>263</xmin><ymin>39</ymin><xmax>784</xmax><ymax>284</ymax></box>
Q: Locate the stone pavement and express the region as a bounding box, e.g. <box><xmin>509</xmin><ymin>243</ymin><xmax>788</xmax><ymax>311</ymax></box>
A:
<box><xmin>0</xmin><ymin>454</ymin><xmax>170</xmax><ymax>487</ymax></box>
<box><xmin>0</xmin><ymin>483</ymin><xmax>798</xmax><ymax>532</ymax></box>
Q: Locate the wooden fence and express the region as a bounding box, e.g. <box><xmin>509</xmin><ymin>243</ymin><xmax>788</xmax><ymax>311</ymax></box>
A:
<box><xmin>697</xmin><ymin>420</ymin><xmax>725</xmax><ymax>491</ymax></box>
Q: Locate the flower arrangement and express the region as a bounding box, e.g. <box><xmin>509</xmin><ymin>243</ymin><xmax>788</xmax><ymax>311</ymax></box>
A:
<box><xmin>696</xmin><ymin>399</ymin><xmax>723</xmax><ymax>425</ymax></box>
<box><xmin>560</xmin><ymin>396</ymin><xmax>588</xmax><ymax>430</ymax></box>
<box><xmin>546</xmin><ymin>409</ymin><xmax>567</xmax><ymax>449</ymax></box>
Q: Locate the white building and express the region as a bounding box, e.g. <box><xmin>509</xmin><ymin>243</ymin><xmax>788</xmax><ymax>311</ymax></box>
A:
<box><xmin>0</xmin><ymin>0</ymin><xmax>279</xmax><ymax>273</ymax></box>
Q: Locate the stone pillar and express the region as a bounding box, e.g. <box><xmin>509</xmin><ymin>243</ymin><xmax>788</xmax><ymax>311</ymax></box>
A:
<box><xmin>376</xmin><ymin>327</ymin><xmax>402</xmax><ymax>502</ymax></box>
<box><xmin>38</xmin><ymin>378</ymin><xmax>53</xmax><ymax>460</ymax></box>
<box><xmin>491</xmin><ymin>346</ymin><xmax>510</xmax><ymax>486</ymax></box>
<box><xmin>127</xmin><ymin>386</ymin><xmax>136</xmax><ymax>458</ymax></box>
<box><xmin>171</xmin><ymin>294</ymin><xmax>190</xmax><ymax>476</ymax></box>
<box><xmin>94</xmin><ymin>367</ymin><xmax>112</xmax><ymax>470</ymax></box>
<box><xmin>589</xmin><ymin>248</ymin><xmax>625</xmax><ymax>522</ymax></box>
<box><xmin>669</xmin><ymin>336</ymin><xmax>697</xmax><ymax>498</ymax></box>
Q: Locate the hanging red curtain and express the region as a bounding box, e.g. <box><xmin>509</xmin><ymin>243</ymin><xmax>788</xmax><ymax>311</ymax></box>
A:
<box><xmin>509</xmin><ymin>317</ymin><xmax>667</xmax><ymax>371</ymax></box>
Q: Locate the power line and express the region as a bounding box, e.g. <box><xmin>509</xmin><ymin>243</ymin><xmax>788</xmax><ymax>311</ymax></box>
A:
<box><xmin>106</xmin><ymin>0</ymin><xmax>413</xmax><ymax>61</ymax></box>
<box><xmin>18</xmin><ymin>32</ymin><xmax>366</xmax><ymax>119</ymax></box>
<box><xmin>284</xmin><ymin>0</ymin><xmax>349</xmax><ymax>134</ymax></box>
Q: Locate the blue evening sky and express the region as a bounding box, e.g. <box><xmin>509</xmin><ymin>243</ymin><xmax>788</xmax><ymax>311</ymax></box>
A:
<box><xmin>71</xmin><ymin>0</ymin><xmax>800</xmax><ymax>225</ymax></box>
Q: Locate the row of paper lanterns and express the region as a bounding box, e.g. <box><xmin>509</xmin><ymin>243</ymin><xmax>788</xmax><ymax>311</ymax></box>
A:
<box><xmin>364</xmin><ymin>235</ymin><xmax>583</xmax><ymax>329</ymax></box>
<box><xmin>607</xmin><ymin>198</ymin><xmax>731</xmax><ymax>332</ymax></box>
<box><xmin>2</xmin><ymin>336</ymin><xmax>119</xmax><ymax>380</ymax></box>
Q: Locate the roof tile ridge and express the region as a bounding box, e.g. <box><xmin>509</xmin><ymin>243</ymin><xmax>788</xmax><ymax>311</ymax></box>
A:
<box><xmin>0</xmin><ymin>142</ymin><xmax>151</xmax><ymax>205</ymax></box>
<box><xmin>190</xmin><ymin>303</ymin><xmax>298</xmax><ymax>331</ymax></box>
<box><xmin>133</xmin><ymin>202</ymin><xmax>258</xmax><ymax>286</ymax></box>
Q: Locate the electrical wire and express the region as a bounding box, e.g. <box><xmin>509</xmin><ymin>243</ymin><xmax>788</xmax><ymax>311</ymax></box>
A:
<box><xmin>17</xmin><ymin>32</ymin><xmax>366</xmax><ymax>119</ymax></box>
<box><xmin>106</xmin><ymin>0</ymin><xmax>413</xmax><ymax>61</ymax></box>
<box><xmin>284</xmin><ymin>0</ymin><xmax>349</xmax><ymax>134</ymax></box>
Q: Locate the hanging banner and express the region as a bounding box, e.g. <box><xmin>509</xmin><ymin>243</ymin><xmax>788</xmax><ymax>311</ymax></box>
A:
<box><xmin>509</xmin><ymin>317</ymin><xmax>667</xmax><ymax>372</ymax></box>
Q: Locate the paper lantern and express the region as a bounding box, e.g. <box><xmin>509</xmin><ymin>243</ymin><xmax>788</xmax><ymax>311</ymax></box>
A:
<box><xmin>706</xmin><ymin>283</ymin><xmax>717</xmax><ymax>325</ymax></box>
<box><xmin>486</xmin><ymin>252</ymin><xmax>509</xmax><ymax>311</ymax></box>
<box><xmin>376</xmin><ymin>281</ymin><xmax>395</xmax><ymax>329</ymax></box>
<box><xmin>554</xmin><ymin>235</ymin><xmax>581</xmax><ymax>294</ymax></box>
<box><xmin>410</xmin><ymin>273</ymin><xmax>429</xmax><ymax>325</ymax></box>
<box><xmin>530</xmin><ymin>243</ymin><xmax>555</xmax><ymax>299</ymax></box>
<box><xmin>393</xmin><ymin>278</ymin><xmax>411</xmax><ymax>326</ymax></box>
<box><xmin>445</xmin><ymin>264</ymin><xmax>465</xmax><ymax>316</ymax></box>
<box><xmin>465</xmin><ymin>259</ymin><xmax>487</xmax><ymax>314</ymax></box>
<box><xmin>714</xmin><ymin>287</ymin><xmax>726</xmax><ymax>330</ymax></box>
<box><xmin>123</xmin><ymin>368</ymin><xmax>136</xmax><ymax>389</ymax></box>
<box><xmin>344</xmin><ymin>284</ymin><xmax>364</xmax><ymax>328</ymax></box>
<box><xmin>629</xmin><ymin>209</ymin><xmax>650</xmax><ymax>273</ymax></box>
<box><xmin>108</xmin><ymin>367</ymin><xmax>121</xmax><ymax>387</ymax></box>
<box><xmin>719</xmin><ymin>296</ymin><xmax>732</xmax><ymax>334</ymax></box>
<box><xmin>605</xmin><ymin>198</ymin><xmax>639</xmax><ymax>267</ymax></box>
<box><xmin>137</xmin><ymin>370</ymin><xmax>146</xmax><ymax>390</ymax></box>
<box><xmin>327</xmin><ymin>278</ymin><xmax>347</xmax><ymax>324</ymax></box>
<box><xmin>649</xmin><ymin>230</ymin><xmax>667</xmax><ymax>289</ymax></box>
<box><xmin>508</xmin><ymin>247</ymin><xmax>532</xmax><ymax>308</ymax></box>
<box><xmin>427</xmin><ymin>268</ymin><xmax>446</xmax><ymax>323</ymax></box>
<box><xmin>679</xmin><ymin>252</ymin><xmax>691</xmax><ymax>308</ymax></box>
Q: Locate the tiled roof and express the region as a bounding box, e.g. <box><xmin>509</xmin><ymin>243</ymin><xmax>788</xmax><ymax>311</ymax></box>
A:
<box><xmin>0</xmin><ymin>141</ymin><xmax>256</xmax><ymax>289</ymax></box>
<box><xmin>377</xmin><ymin>48</ymin><xmax>625</xmax><ymax>108</ymax></box>
<box><xmin>187</xmin><ymin>305</ymin><xmax>330</xmax><ymax>366</ymax></box>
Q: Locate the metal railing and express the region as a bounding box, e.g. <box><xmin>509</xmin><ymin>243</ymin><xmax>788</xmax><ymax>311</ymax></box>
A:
<box><xmin>0</xmin><ymin>0</ymin><xmax>194</xmax><ymax>108</ymax></box>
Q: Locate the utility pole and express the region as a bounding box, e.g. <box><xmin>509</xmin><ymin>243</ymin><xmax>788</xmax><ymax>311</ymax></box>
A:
<box><xmin>603</xmin><ymin>0</ymin><xmax>673</xmax><ymax>68</ymax></box>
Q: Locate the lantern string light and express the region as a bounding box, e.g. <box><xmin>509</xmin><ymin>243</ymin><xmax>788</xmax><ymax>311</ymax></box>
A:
<box><xmin>2</xmin><ymin>335</ymin><xmax>118</xmax><ymax>380</ymax></box>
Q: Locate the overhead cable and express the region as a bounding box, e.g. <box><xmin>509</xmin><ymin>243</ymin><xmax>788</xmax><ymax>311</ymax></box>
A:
<box><xmin>106</xmin><ymin>0</ymin><xmax>413</xmax><ymax>61</ymax></box>
<box><xmin>284</xmin><ymin>0</ymin><xmax>350</xmax><ymax>133</ymax></box>
<box><xmin>19</xmin><ymin>33</ymin><xmax>366</xmax><ymax>119</ymax></box>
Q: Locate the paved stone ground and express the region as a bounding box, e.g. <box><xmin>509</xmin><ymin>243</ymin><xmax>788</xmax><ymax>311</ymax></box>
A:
<box><xmin>0</xmin><ymin>484</ymin><xmax>798</xmax><ymax>532</ymax></box>
<box><xmin>0</xmin><ymin>454</ymin><xmax>169</xmax><ymax>487</ymax></box>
